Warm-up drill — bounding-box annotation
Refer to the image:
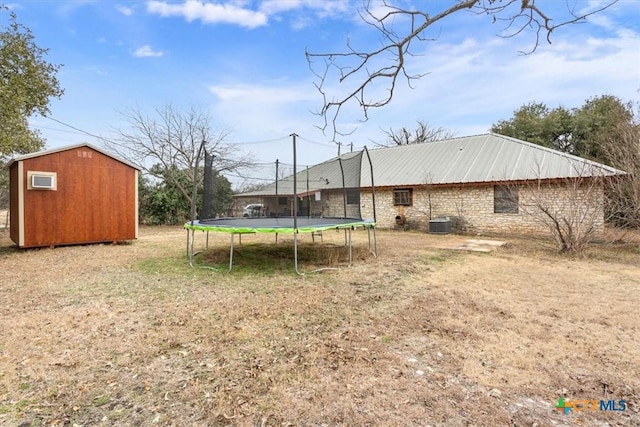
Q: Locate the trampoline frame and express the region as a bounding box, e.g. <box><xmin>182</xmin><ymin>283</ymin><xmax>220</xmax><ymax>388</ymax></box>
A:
<box><xmin>185</xmin><ymin>217</ymin><xmax>376</xmax><ymax>274</ymax></box>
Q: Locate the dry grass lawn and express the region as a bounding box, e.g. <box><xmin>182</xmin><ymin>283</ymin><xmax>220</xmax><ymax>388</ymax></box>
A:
<box><xmin>0</xmin><ymin>226</ymin><xmax>639</xmax><ymax>426</ymax></box>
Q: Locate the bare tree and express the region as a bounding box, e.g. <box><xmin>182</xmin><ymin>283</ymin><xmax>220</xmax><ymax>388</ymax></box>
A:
<box><xmin>380</xmin><ymin>120</ymin><xmax>455</xmax><ymax>146</ymax></box>
<box><xmin>105</xmin><ymin>104</ymin><xmax>254</xmax><ymax>207</ymax></box>
<box><xmin>600</xmin><ymin>103</ymin><xmax>640</xmax><ymax>229</ymax></box>
<box><xmin>235</xmin><ymin>181</ymin><xmax>269</xmax><ymax>194</ymax></box>
<box><xmin>517</xmin><ymin>165</ymin><xmax>612</xmax><ymax>253</ymax></box>
<box><xmin>306</xmin><ymin>0</ymin><xmax>618</xmax><ymax>140</ymax></box>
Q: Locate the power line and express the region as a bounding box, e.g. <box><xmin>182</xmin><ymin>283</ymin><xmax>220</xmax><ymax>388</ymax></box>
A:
<box><xmin>42</xmin><ymin>116</ymin><xmax>110</xmax><ymax>142</ymax></box>
<box><xmin>36</xmin><ymin>116</ymin><xmax>334</xmax><ymax>168</ymax></box>
<box><xmin>34</xmin><ymin>124</ymin><xmax>91</xmax><ymax>136</ymax></box>
<box><xmin>229</xmin><ymin>136</ymin><xmax>290</xmax><ymax>145</ymax></box>
<box><xmin>297</xmin><ymin>136</ymin><xmax>337</xmax><ymax>147</ymax></box>
<box><xmin>40</xmin><ymin>116</ymin><xmax>296</xmax><ymax>149</ymax></box>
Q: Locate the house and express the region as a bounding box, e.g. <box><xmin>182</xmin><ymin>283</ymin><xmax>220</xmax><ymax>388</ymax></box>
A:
<box><xmin>8</xmin><ymin>143</ymin><xmax>139</xmax><ymax>248</ymax></box>
<box><xmin>234</xmin><ymin>134</ymin><xmax>626</xmax><ymax>234</ymax></box>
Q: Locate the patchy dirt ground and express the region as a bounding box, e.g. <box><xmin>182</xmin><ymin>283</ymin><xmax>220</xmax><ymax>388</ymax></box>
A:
<box><xmin>0</xmin><ymin>210</ymin><xmax>7</xmax><ymax>229</ymax></box>
<box><xmin>0</xmin><ymin>226</ymin><xmax>639</xmax><ymax>426</ymax></box>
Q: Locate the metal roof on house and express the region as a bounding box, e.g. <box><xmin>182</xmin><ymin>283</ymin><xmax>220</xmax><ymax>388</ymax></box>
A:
<box><xmin>238</xmin><ymin>133</ymin><xmax>626</xmax><ymax>197</ymax></box>
<box><xmin>7</xmin><ymin>143</ymin><xmax>140</xmax><ymax>170</ymax></box>
<box><xmin>359</xmin><ymin>133</ymin><xmax>625</xmax><ymax>187</ymax></box>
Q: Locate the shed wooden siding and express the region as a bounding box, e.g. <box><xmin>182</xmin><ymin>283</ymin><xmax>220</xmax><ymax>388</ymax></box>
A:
<box><xmin>11</xmin><ymin>147</ymin><xmax>138</xmax><ymax>248</ymax></box>
<box><xmin>9</xmin><ymin>161</ymin><xmax>20</xmax><ymax>245</ymax></box>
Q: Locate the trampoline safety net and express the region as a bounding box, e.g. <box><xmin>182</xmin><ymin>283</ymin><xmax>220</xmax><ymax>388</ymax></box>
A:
<box><xmin>201</xmin><ymin>150</ymin><xmax>215</xmax><ymax>220</ymax></box>
<box><xmin>225</xmin><ymin>150</ymin><xmax>368</xmax><ymax>221</ymax></box>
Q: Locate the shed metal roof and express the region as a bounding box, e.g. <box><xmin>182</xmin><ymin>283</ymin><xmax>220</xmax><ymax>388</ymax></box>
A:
<box><xmin>239</xmin><ymin>133</ymin><xmax>626</xmax><ymax>197</ymax></box>
<box><xmin>7</xmin><ymin>143</ymin><xmax>141</xmax><ymax>170</ymax></box>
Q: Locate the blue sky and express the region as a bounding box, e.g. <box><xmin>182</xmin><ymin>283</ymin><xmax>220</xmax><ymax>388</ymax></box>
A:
<box><xmin>7</xmin><ymin>0</ymin><xmax>640</xmax><ymax>188</ymax></box>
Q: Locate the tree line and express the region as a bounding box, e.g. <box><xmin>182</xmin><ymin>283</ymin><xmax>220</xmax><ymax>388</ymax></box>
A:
<box><xmin>492</xmin><ymin>96</ymin><xmax>640</xmax><ymax>229</ymax></box>
<box><xmin>0</xmin><ymin>6</ymin><xmax>63</xmax><ymax>211</ymax></box>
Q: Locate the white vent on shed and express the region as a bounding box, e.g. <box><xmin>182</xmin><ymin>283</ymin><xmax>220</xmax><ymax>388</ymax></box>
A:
<box><xmin>27</xmin><ymin>171</ymin><xmax>57</xmax><ymax>190</ymax></box>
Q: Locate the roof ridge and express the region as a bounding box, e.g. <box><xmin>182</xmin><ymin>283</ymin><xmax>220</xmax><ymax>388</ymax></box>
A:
<box><xmin>365</xmin><ymin>133</ymin><xmax>493</xmax><ymax>153</ymax></box>
<box><xmin>7</xmin><ymin>143</ymin><xmax>140</xmax><ymax>170</ymax></box>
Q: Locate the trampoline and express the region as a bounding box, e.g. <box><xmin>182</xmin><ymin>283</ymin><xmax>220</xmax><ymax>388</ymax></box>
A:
<box><xmin>185</xmin><ymin>217</ymin><xmax>376</xmax><ymax>274</ymax></box>
<box><xmin>185</xmin><ymin>134</ymin><xmax>378</xmax><ymax>274</ymax></box>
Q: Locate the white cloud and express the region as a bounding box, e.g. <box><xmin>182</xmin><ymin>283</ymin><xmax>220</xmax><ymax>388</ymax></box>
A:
<box><xmin>145</xmin><ymin>0</ymin><xmax>349</xmax><ymax>30</ymax></box>
<box><xmin>207</xmin><ymin>82</ymin><xmax>339</xmax><ymax>163</ymax></box>
<box><xmin>202</xmin><ymin>1</ymin><xmax>639</xmax><ymax>152</ymax></box>
<box><xmin>133</xmin><ymin>45</ymin><xmax>164</xmax><ymax>57</ymax></box>
<box><xmin>116</xmin><ymin>4</ymin><xmax>134</xmax><ymax>16</ymax></box>
<box><xmin>259</xmin><ymin>0</ymin><xmax>349</xmax><ymax>17</ymax></box>
<box><xmin>4</xmin><ymin>3</ymin><xmax>23</xmax><ymax>10</ymax></box>
<box><xmin>258</xmin><ymin>0</ymin><xmax>304</xmax><ymax>15</ymax></box>
<box><xmin>382</xmin><ymin>23</ymin><xmax>640</xmax><ymax>135</ymax></box>
<box><xmin>210</xmin><ymin>83</ymin><xmax>314</xmax><ymax>104</ymax></box>
<box><xmin>208</xmin><ymin>82</ymin><xmax>313</xmax><ymax>134</ymax></box>
<box><xmin>146</xmin><ymin>0</ymin><xmax>268</xmax><ymax>29</ymax></box>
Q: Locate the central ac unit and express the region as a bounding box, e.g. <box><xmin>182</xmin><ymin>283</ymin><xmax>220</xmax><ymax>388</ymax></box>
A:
<box><xmin>429</xmin><ymin>218</ymin><xmax>451</xmax><ymax>234</ymax></box>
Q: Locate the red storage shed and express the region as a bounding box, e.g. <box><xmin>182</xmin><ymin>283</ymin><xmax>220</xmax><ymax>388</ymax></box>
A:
<box><xmin>8</xmin><ymin>144</ymin><xmax>139</xmax><ymax>248</ymax></box>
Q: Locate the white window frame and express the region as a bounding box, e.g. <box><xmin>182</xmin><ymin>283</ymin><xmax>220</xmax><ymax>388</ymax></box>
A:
<box><xmin>27</xmin><ymin>171</ymin><xmax>57</xmax><ymax>191</ymax></box>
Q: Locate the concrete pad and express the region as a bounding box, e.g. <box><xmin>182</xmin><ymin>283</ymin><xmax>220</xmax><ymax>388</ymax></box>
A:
<box><xmin>465</xmin><ymin>239</ymin><xmax>507</xmax><ymax>247</ymax></box>
<box><xmin>453</xmin><ymin>239</ymin><xmax>507</xmax><ymax>252</ymax></box>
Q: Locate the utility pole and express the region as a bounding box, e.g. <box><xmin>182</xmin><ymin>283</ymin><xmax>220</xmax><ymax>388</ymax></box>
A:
<box><xmin>275</xmin><ymin>159</ymin><xmax>279</xmax><ymax>195</ymax></box>
<box><xmin>291</xmin><ymin>133</ymin><xmax>298</xmax><ymax>226</ymax></box>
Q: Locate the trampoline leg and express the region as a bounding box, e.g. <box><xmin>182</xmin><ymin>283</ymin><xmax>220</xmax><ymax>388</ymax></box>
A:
<box><xmin>206</xmin><ymin>231</ymin><xmax>209</xmax><ymax>249</ymax></box>
<box><xmin>186</xmin><ymin>229</ymin><xmax>191</xmax><ymax>265</ymax></box>
<box><xmin>188</xmin><ymin>229</ymin><xmax>196</xmax><ymax>268</ymax></box>
<box><xmin>229</xmin><ymin>233</ymin><xmax>235</xmax><ymax>272</ymax></box>
<box><xmin>348</xmin><ymin>228</ymin><xmax>353</xmax><ymax>267</ymax></box>
<box><xmin>365</xmin><ymin>227</ymin><xmax>378</xmax><ymax>258</ymax></box>
<box><xmin>294</xmin><ymin>231</ymin><xmax>304</xmax><ymax>276</ymax></box>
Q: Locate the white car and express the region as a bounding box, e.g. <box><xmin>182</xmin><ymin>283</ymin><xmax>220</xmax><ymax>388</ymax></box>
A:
<box><xmin>243</xmin><ymin>204</ymin><xmax>264</xmax><ymax>217</ymax></box>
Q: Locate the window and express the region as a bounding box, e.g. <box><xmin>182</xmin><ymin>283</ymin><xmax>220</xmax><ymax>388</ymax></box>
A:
<box><xmin>494</xmin><ymin>185</ymin><xmax>518</xmax><ymax>213</ymax></box>
<box><xmin>27</xmin><ymin>171</ymin><xmax>57</xmax><ymax>190</ymax></box>
<box><xmin>346</xmin><ymin>189</ymin><xmax>360</xmax><ymax>205</ymax></box>
<box><xmin>278</xmin><ymin>197</ymin><xmax>288</xmax><ymax>206</ymax></box>
<box><xmin>393</xmin><ymin>188</ymin><xmax>413</xmax><ymax>206</ymax></box>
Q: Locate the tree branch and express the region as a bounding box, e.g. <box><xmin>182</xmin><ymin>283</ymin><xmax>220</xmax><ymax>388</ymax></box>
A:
<box><xmin>104</xmin><ymin>104</ymin><xmax>254</xmax><ymax>207</ymax></box>
<box><xmin>306</xmin><ymin>0</ymin><xmax>618</xmax><ymax>141</ymax></box>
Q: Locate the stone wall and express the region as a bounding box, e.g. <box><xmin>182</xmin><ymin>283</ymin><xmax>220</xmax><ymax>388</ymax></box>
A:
<box><xmin>323</xmin><ymin>190</ymin><xmax>361</xmax><ymax>218</ymax></box>
<box><xmin>358</xmin><ymin>182</ymin><xmax>605</xmax><ymax>235</ymax></box>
